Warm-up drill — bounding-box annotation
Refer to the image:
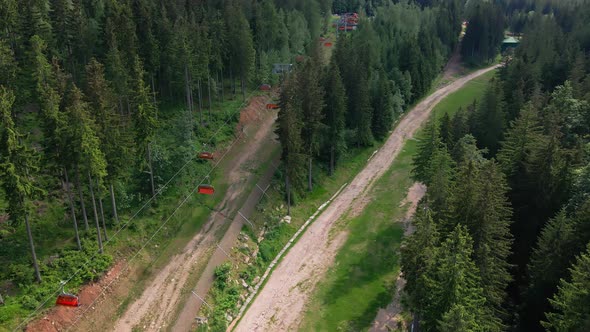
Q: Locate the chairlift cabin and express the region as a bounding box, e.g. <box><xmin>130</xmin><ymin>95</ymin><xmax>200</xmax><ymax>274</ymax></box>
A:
<box><xmin>198</xmin><ymin>152</ymin><xmax>214</xmax><ymax>160</ymax></box>
<box><xmin>266</xmin><ymin>103</ymin><xmax>280</xmax><ymax>110</ymax></box>
<box><xmin>56</xmin><ymin>293</ymin><xmax>79</xmax><ymax>307</ymax></box>
<box><xmin>198</xmin><ymin>184</ymin><xmax>215</xmax><ymax>195</ymax></box>
<box><xmin>259</xmin><ymin>84</ymin><xmax>271</xmax><ymax>91</ymax></box>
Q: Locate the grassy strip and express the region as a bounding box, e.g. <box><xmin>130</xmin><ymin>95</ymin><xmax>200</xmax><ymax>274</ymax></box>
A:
<box><xmin>299</xmin><ymin>69</ymin><xmax>496</xmax><ymax>332</ymax></box>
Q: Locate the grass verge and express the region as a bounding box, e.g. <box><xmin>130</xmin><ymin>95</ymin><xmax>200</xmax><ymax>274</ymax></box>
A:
<box><xmin>298</xmin><ymin>68</ymin><xmax>496</xmax><ymax>331</ymax></box>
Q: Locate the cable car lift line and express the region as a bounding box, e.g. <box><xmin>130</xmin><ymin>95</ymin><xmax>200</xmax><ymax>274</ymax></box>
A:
<box><xmin>14</xmin><ymin>96</ymin><xmax>255</xmax><ymax>331</ymax></box>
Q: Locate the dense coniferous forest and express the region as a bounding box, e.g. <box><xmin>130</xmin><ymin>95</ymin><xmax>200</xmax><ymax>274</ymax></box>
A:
<box><xmin>3</xmin><ymin>0</ymin><xmax>590</xmax><ymax>330</ymax></box>
<box><xmin>277</xmin><ymin>0</ymin><xmax>463</xmax><ymax>203</ymax></box>
<box><xmin>0</xmin><ymin>0</ymin><xmax>463</xmax><ymax>327</ymax></box>
<box><xmin>0</xmin><ymin>0</ymin><xmax>334</xmax><ymax>327</ymax></box>
<box><xmin>403</xmin><ymin>0</ymin><xmax>590</xmax><ymax>330</ymax></box>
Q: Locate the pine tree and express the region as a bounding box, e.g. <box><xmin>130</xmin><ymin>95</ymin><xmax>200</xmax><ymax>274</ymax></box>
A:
<box><xmin>0</xmin><ymin>87</ymin><xmax>43</xmax><ymax>282</ymax></box>
<box><xmin>543</xmin><ymin>244</ymin><xmax>590</xmax><ymax>332</ymax></box>
<box><xmin>322</xmin><ymin>61</ymin><xmax>347</xmax><ymax>175</ymax></box>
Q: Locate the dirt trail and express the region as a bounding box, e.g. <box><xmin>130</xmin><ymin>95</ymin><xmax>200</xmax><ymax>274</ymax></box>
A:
<box><xmin>111</xmin><ymin>98</ymin><xmax>278</xmax><ymax>332</ymax></box>
<box><xmin>233</xmin><ymin>64</ymin><xmax>499</xmax><ymax>332</ymax></box>
<box><xmin>369</xmin><ymin>183</ymin><xmax>426</xmax><ymax>332</ymax></box>
<box><xmin>25</xmin><ymin>95</ymin><xmax>278</xmax><ymax>332</ymax></box>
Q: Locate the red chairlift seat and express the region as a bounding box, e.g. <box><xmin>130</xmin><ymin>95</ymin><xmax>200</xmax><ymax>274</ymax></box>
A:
<box><xmin>324</xmin><ymin>42</ymin><xmax>333</xmax><ymax>47</ymax></box>
<box><xmin>259</xmin><ymin>84</ymin><xmax>271</xmax><ymax>91</ymax></box>
<box><xmin>198</xmin><ymin>152</ymin><xmax>214</xmax><ymax>160</ymax></box>
<box><xmin>56</xmin><ymin>293</ymin><xmax>79</xmax><ymax>307</ymax></box>
<box><xmin>266</xmin><ymin>103</ymin><xmax>280</xmax><ymax>110</ymax></box>
<box><xmin>198</xmin><ymin>185</ymin><xmax>215</xmax><ymax>195</ymax></box>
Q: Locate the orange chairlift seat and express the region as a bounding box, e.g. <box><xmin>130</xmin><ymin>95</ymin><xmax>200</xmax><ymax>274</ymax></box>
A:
<box><xmin>198</xmin><ymin>152</ymin><xmax>214</xmax><ymax>160</ymax></box>
<box><xmin>56</xmin><ymin>282</ymin><xmax>79</xmax><ymax>307</ymax></box>
<box><xmin>266</xmin><ymin>103</ymin><xmax>280</xmax><ymax>110</ymax></box>
<box><xmin>198</xmin><ymin>184</ymin><xmax>215</xmax><ymax>195</ymax></box>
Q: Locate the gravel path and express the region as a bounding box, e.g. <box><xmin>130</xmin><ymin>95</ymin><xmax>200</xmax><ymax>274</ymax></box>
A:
<box><xmin>233</xmin><ymin>64</ymin><xmax>499</xmax><ymax>332</ymax></box>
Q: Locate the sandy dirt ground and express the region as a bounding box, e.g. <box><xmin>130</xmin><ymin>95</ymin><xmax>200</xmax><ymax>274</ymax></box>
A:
<box><xmin>233</xmin><ymin>64</ymin><xmax>499</xmax><ymax>332</ymax></box>
<box><xmin>369</xmin><ymin>183</ymin><xmax>426</xmax><ymax>332</ymax></box>
<box><xmin>25</xmin><ymin>95</ymin><xmax>278</xmax><ymax>332</ymax></box>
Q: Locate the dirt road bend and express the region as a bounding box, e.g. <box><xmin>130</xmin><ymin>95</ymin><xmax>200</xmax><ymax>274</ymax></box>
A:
<box><xmin>233</xmin><ymin>65</ymin><xmax>499</xmax><ymax>332</ymax></box>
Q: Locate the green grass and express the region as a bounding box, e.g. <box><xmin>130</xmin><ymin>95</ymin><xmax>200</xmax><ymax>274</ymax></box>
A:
<box><xmin>300</xmin><ymin>138</ymin><xmax>417</xmax><ymax>332</ymax></box>
<box><xmin>298</xmin><ymin>68</ymin><xmax>497</xmax><ymax>332</ymax></box>
<box><xmin>432</xmin><ymin>70</ymin><xmax>495</xmax><ymax>121</ymax></box>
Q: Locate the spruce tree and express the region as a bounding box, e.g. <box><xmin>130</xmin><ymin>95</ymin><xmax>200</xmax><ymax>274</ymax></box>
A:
<box><xmin>401</xmin><ymin>207</ymin><xmax>440</xmax><ymax>311</ymax></box>
<box><xmin>412</xmin><ymin>118</ymin><xmax>441</xmax><ymax>183</ymax></box>
<box><xmin>497</xmin><ymin>103</ymin><xmax>544</xmax><ymax>178</ymax></box>
<box><xmin>298</xmin><ymin>59</ymin><xmax>325</xmax><ymax>191</ymax></box>
<box><xmin>452</xmin><ymin>158</ymin><xmax>513</xmax><ymax>323</ymax></box>
<box><xmin>85</xmin><ymin>59</ymin><xmax>130</xmax><ymax>225</ymax></box>
<box><xmin>425</xmin><ymin>146</ymin><xmax>456</xmax><ymax>222</ymax></box>
<box><xmin>544</xmin><ymin>244</ymin><xmax>590</xmax><ymax>332</ymax></box>
<box><xmin>522</xmin><ymin>210</ymin><xmax>577</xmax><ymax>331</ymax></box>
<box><xmin>322</xmin><ymin>61</ymin><xmax>347</xmax><ymax>175</ymax></box>
<box><xmin>451</xmin><ymin>134</ymin><xmax>487</xmax><ymax>167</ymax></box>
<box><xmin>421</xmin><ymin>225</ymin><xmax>494</xmax><ymax>331</ymax></box>
<box><xmin>131</xmin><ymin>56</ymin><xmax>158</xmax><ymax>197</ymax></box>
<box><xmin>473</xmin><ymin>80</ymin><xmax>506</xmax><ymax>156</ymax></box>
<box><xmin>371</xmin><ymin>71</ymin><xmax>395</xmax><ymax>141</ymax></box>
<box><xmin>0</xmin><ymin>87</ymin><xmax>43</xmax><ymax>282</ymax></box>
<box><xmin>0</xmin><ymin>39</ymin><xmax>18</xmax><ymax>88</ymax></box>
<box><xmin>450</xmin><ymin>107</ymin><xmax>469</xmax><ymax>145</ymax></box>
<box><xmin>459</xmin><ymin>161</ymin><xmax>513</xmax><ymax>323</ymax></box>
<box><xmin>63</xmin><ymin>84</ymin><xmax>107</xmax><ymax>252</ymax></box>
<box><xmin>439</xmin><ymin>112</ymin><xmax>453</xmax><ymax>149</ymax></box>
<box><xmin>276</xmin><ymin>74</ymin><xmax>306</xmax><ymax>214</ymax></box>
<box><xmin>355</xmin><ymin>72</ymin><xmax>374</xmax><ymax>147</ymax></box>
